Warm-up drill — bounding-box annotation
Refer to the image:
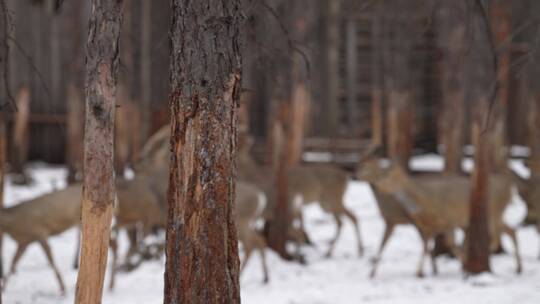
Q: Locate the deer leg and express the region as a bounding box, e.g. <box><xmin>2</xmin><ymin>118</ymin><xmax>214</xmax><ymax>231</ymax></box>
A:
<box><xmin>72</xmin><ymin>226</ymin><xmax>81</xmax><ymax>269</ymax></box>
<box><xmin>370</xmin><ymin>224</ymin><xmax>394</xmax><ymax>278</ymax></box>
<box><xmin>109</xmin><ymin>232</ymin><xmax>119</xmax><ymax>290</ymax></box>
<box><xmin>325</xmin><ymin>214</ymin><xmax>343</xmax><ymax>258</ymax></box>
<box><xmin>253</xmin><ymin>233</ymin><xmax>269</xmax><ymax>283</ymax></box>
<box><xmin>501</xmin><ymin>224</ymin><xmax>522</xmax><ymax>274</ymax></box>
<box><xmin>416</xmin><ymin>236</ymin><xmax>429</xmax><ymax>278</ymax></box>
<box><xmin>38</xmin><ymin>241</ymin><xmax>66</xmax><ymax>294</ymax></box>
<box><xmin>343</xmin><ymin>208</ymin><xmax>363</xmax><ymax>256</ymax></box>
<box><xmin>2</xmin><ymin>243</ymin><xmax>28</xmax><ymax>291</ymax></box>
<box><xmin>240</xmin><ymin>242</ymin><xmax>253</xmax><ymax>275</ymax></box>
<box><xmin>429</xmin><ymin>239</ymin><xmax>438</xmax><ymax>275</ymax></box>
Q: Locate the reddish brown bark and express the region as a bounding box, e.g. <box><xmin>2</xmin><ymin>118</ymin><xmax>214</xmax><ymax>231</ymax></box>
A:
<box><xmin>74</xmin><ymin>0</ymin><xmax>122</xmax><ymax>302</ymax></box>
<box><xmin>164</xmin><ymin>1</ymin><xmax>242</xmax><ymax>302</ymax></box>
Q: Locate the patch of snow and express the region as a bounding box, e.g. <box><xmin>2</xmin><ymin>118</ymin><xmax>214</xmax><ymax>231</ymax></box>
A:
<box><xmin>2</xmin><ymin>157</ymin><xmax>540</xmax><ymax>303</ymax></box>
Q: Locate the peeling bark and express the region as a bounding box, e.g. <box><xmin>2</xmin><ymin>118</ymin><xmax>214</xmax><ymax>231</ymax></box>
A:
<box><xmin>164</xmin><ymin>1</ymin><xmax>242</xmax><ymax>303</ymax></box>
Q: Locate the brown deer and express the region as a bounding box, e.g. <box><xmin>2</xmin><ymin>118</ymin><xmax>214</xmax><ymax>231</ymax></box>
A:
<box><xmin>510</xmin><ymin>168</ymin><xmax>540</xmax><ymax>259</ymax></box>
<box><xmin>357</xmin><ymin>155</ymin><xmax>522</xmax><ymax>277</ymax></box>
<box><xmin>0</xmin><ymin>184</ymin><xmax>82</xmax><ymax>294</ymax></box>
<box><xmin>237</xmin><ymin>181</ymin><xmax>269</xmax><ymax>283</ymax></box>
<box><xmin>238</xmin><ymin>135</ymin><xmax>363</xmax><ymax>258</ymax></box>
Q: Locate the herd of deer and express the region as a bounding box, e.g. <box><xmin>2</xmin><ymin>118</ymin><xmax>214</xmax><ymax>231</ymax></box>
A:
<box><xmin>1</xmin><ymin>126</ymin><xmax>539</xmax><ymax>294</ymax></box>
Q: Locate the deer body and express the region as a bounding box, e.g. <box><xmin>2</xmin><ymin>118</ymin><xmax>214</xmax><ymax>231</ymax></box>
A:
<box><xmin>511</xmin><ymin>169</ymin><xmax>540</xmax><ymax>259</ymax></box>
<box><xmin>237</xmin><ymin>136</ymin><xmax>362</xmax><ymax>257</ymax></box>
<box><xmin>357</xmin><ymin>159</ymin><xmax>521</xmax><ymax>277</ymax></box>
<box><xmin>0</xmin><ymin>184</ymin><xmax>82</xmax><ymax>294</ymax></box>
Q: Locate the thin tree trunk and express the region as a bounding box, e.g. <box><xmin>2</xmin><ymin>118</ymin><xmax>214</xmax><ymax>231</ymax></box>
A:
<box><xmin>432</xmin><ymin>0</ymin><xmax>467</xmax><ymax>257</ymax></box>
<box><xmin>11</xmin><ymin>85</ymin><xmax>30</xmax><ymax>184</ymax></box>
<box><xmin>65</xmin><ymin>0</ymin><xmax>84</xmax><ymax>184</ymax></box>
<box><xmin>463</xmin><ymin>0</ymin><xmax>496</xmax><ymax>274</ymax></box>
<box><xmin>139</xmin><ymin>0</ymin><xmax>151</xmax><ymax>143</ymax></box>
<box><xmin>381</xmin><ymin>0</ymin><xmax>416</xmax><ymax>169</ymax></box>
<box><xmin>74</xmin><ymin>1</ymin><xmax>122</xmax><ymax>302</ymax></box>
<box><xmin>325</xmin><ymin>0</ymin><xmax>341</xmax><ymax>136</ymax></box>
<box><xmin>371</xmin><ymin>2</ymin><xmax>384</xmax><ymax>148</ymax></box>
<box><xmin>164</xmin><ymin>1</ymin><xmax>242</xmax><ymax>302</ymax></box>
<box><xmin>489</xmin><ymin>0</ymin><xmax>511</xmax><ymax>172</ymax></box>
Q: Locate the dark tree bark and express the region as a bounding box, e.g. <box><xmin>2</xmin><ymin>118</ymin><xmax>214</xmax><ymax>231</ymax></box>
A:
<box><xmin>74</xmin><ymin>0</ymin><xmax>122</xmax><ymax>302</ymax></box>
<box><xmin>463</xmin><ymin>0</ymin><xmax>497</xmax><ymax>274</ymax></box>
<box><xmin>164</xmin><ymin>1</ymin><xmax>242</xmax><ymax>303</ymax></box>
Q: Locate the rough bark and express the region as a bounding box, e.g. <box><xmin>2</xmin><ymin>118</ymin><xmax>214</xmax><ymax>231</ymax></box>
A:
<box><xmin>463</xmin><ymin>0</ymin><xmax>496</xmax><ymax>274</ymax></box>
<box><xmin>164</xmin><ymin>1</ymin><xmax>242</xmax><ymax>303</ymax></box>
<box><xmin>74</xmin><ymin>0</ymin><xmax>122</xmax><ymax>302</ymax></box>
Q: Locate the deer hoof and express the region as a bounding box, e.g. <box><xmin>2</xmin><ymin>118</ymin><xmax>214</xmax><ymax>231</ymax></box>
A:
<box><xmin>416</xmin><ymin>271</ymin><xmax>424</xmax><ymax>278</ymax></box>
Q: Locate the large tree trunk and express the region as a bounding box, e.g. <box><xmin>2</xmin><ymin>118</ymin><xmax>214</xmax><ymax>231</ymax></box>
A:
<box><xmin>74</xmin><ymin>1</ymin><xmax>122</xmax><ymax>302</ymax></box>
<box><xmin>463</xmin><ymin>0</ymin><xmax>497</xmax><ymax>274</ymax></box>
<box><xmin>164</xmin><ymin>1</ymin><xmax>242</xmax><ymax>302</ymax></box>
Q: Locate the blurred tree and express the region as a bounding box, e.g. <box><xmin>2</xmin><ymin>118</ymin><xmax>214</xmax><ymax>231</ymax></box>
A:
<box><xmin>164</xmin><ymin>0</ymin><xmax>242</xmax><ymax>302</ymax></box>
<box><xmin>433</xmin><ymin>0</ymin><xmax>468</xmax><ymax>257</ymax></box>
<box><xmin>74</xmin><ymin>0</ymin><xmax>122</xmax><ymax>302</ymax></box>
<box><xmin>65</xmin><ymin>0</ymin><xmax>84</xmax><ymax>185</ymax></box>
<box><xmin>463</xmin><ymin>0</ymin><xmax>497</xmax><ymax>275</ymax></box>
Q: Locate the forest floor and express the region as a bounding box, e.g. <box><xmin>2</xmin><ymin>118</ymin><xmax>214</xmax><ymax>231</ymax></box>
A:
<box><xmin>3</xmin><ymin>155</ymin><xmax>540</xmax><ymax>303</ymax></box>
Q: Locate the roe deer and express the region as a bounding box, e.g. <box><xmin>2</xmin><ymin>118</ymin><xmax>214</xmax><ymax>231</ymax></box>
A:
<box><xmin>510</xmin><ymin>169</ymin><xmax>540</xmax><ymax>259</ymax></box>
<box><xmin>357</xmin><ymin>156</ymin><xmax>522</xmax><ymax>277</ymax></box>
<box><xmin>238</xmin><ymin>135</ymin><xmax>363</xmax><ymax>258</ymax></box>
<box><xmin>237</xmin><ymin>181</ymin><xmax>269</xmax><ymax>283</ymax></box>
<box><xmin>0</xmin><ymin>184</ymin><xmax>82</xmax><ymax>294</ymax></box>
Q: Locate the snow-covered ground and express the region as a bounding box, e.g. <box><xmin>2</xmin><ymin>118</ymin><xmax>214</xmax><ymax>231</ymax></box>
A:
<box><xmin>3</xmin><ymin>156</ymin><xmax>540</xmax><ymax>304</ymax></box>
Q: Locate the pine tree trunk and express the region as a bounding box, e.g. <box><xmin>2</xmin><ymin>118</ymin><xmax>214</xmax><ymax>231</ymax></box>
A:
<box><xmin>164</xmin><ymin>1</ymin><xmax>242</xmax><ymax>302</ymax></box>
<box><xmin>74</xmin><ymin>1</ymin><xmax>122</xmax><ymax>302</ymax></box>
